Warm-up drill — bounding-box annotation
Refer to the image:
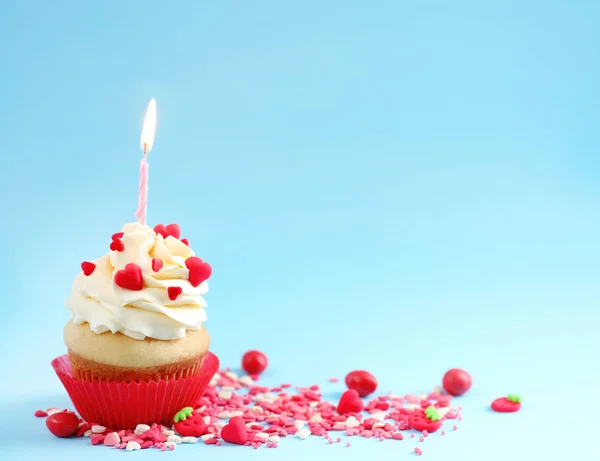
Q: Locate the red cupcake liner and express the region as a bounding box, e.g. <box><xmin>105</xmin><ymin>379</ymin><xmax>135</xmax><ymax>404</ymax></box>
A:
<box><xmin>51</xmin><ymin>352</ymin><xmax>219</xmax><ymax>429</ymax></box>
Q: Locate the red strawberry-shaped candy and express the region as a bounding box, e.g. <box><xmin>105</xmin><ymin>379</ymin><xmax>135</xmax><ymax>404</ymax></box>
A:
<box><xmin>114</xmin><ymin>263</ymin><xmax>143</xmax><ymax>291</ymax></box>
<box><xmin>220</xmin><ymin>416</ymin><xmax>249</xmax><ymax>445</ymax></box>
<box><xmin>408</xmin><ymin>406</ymin><xmax>443</xmax><ymax>433</ymax></box>
<box><xmin>111</xmin><ymin>232</ymin><xmax>124</xmax><ymax>240</ymax></box>
<box><xmin>168</xmin><ymin>286</ymin><xmax>183</xmax><ymax>300</ymax></box>
<box><xmin>110</xmin><ymin>238</ymin><xmax>124</xmax><ymax>252</ymax></box>
<box><xmin>173</xmin><ymin>407</ymin><xmax>208</xmax><ymax>437</ymax></box>
<box><xmin>181</xmin><ymin>238</ymin><xmax>189</xmax><ymax>246</ymax></box>
<box><xmin>185</xmin><ymin>256</ymin><xmax>212</xmax><ymax>287</ymax></box>
<box><xmin>81</xmin><ymin>261</ymin><xmax>96</xmax><ymax>276</ymax></box>
<box><xmin>337</xmin><ymin>389</ymin><xmax>364</xmax><ymax>414</ymax></box>
<box><xmin>491</xmin><ymin>394</ymin><xmax>522</xmax><ymax>413</ymax></box>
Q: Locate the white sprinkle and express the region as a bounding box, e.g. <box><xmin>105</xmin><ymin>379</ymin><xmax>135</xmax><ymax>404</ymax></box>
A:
<box><xmin>201</xmin><ymin>434</ymin><xmax>215</xmax><ymax>442</ymax></box>
<box><xmin>91</xmin><ymin>425</ymin><xmax>106</xmax><ymax>434</ymax></box>
<box><xmin>222</xmin><ymin>386</ymin><xmax>236</xmax><ymax>392</ymax></box>
<box><xmin>134</xmin><ymin>424</ymin><xmax>150</xmax><ymax>434</ymax></box>
<box><xmin>252</xmin><ymin>394</ymin><xmax>265</xmax><ymax>402</ymax></box>
<box><xmin>309</xmin><ymin>401</ymin><xmax>319</xmax><ymax>408</ymax></box>
<box><xmin>419</xmin><ymin>393</ymin><xmax>427</xmax><ymax>400</ymax></box>
<box><xmin>167</xmin><ymin>434</ymin><xmax>183</xmax><ymax>444</ymax></box>
<box><xmin>372</xmin><ymin>422</ymin><xmax>385</xmax><ymax>429</ymax></box>
<box><xmin>294</xmin><ymin>420</ymin><xmax>307</xmax><ymax>429</ymax></box>
<box><xmin>296</xmin><ymin>428</ymin><xmax>311</xmax><ymax>440</ymax></box>
<box><xmin>162</xmin><ymin>429</ymin><xmax>175</xmax><ymax>437</ymax></box>
<box><xmin>255</xmin><ymin>432</ymin><xmax>269</xmax><ymax>441</ymax></box>
<box><xmin>84</xmin><ymin>429</ymin><xmax>92</xmax><ymax>437</ymax></box>
<box><xmin>47</xmin><ymin>409</ymin><xmax>63</xmax><ymax>416</ymax></box>
<box><xmin>209</xmin><ymin>373</ymin><xmax>220</xmax><ymax>387</ymax></box>
<box><xmin>202</xmin><ymin>416</ymin><xmax>211</xmax><ymax>425</ymax></box>
<box><xmin>164</xmin><ymin>442</ymin><xmax>176</xmax><ymax>449</ymax></box>
<box><xmin>346</xmin><ymin>416</ymin><xmax>360</xmax><ymax>428</ymax></box>
<box><xmin>246</xmin><ymin>423</ymin><xmax>254</xmax><ymax>428</ymax></box>
<box><xmin>218</xmin><ymin>411</ymin><xmax>231</xmax><ymax>419</ymax></box>
<box><xmin>225</xmin><ymin>371</ymin><xmax>238</xmax><ymax>380</ymax></box>
<box><xmin>372</xmin><ymin>412</ymin><xmax>386</xmax><ymax>421</ymax></box>
<box><xmin>126</xmin><ymin>441</ymin><xmax>141</xmax><ymax>451</ymax></box>
<box><xmin>309</xmin><ymin>414</ymin><xmax>323</xmax><ymax>423</ymax></box>
<box><xmin>263</xmin><ymin>394</ymin><xmax>277</xmax><ymax>403</ymax></box>
<box><xmin>218</xmin><ymin>390</ymin><xmax>233</xmax><ymax>400</ymax></box>
<box><xmin>214</xmin><ymin>421</ymin><xmax>226</xmax><ymax>428</ymax></box>
<box><xmin>407</xmin><ymin>404</ymin><xmax>420</xmax><ymax>410</ymax></box>
<box><xmin>239</xmin><ymin>375</ymin><xmax>253</xmax><ymax>387</ymax></box>
<box><xmin>195</xmin><ymin>405</ymin><xmax>206</xmax><ymax>412</ymax></box>
<box><xmin>268</xmin><ymin>435</ymin><xmax>281</xmax><ymax>443</ymax></box>
<box><xmin>182</xmin><ymin>436</ymin><xmax>197</xmax><ymax>444</ymax></box>
<box><xmin>230</xmin><ymin>410</ymin><xmax>244</xmax><ymax>417</ymax></box>
<box><xmin>248</xmin><ymin>406</ymin><xmax>264</xmax><ymax>413</ymax></box>
<box><xmin>437</xmin><ymin>407</ymin><xmax>452</xmax><ymax>418</ymax></box>
<box><xmin>433</xmin><ymin>385</ymin><xmax>444</xmax><ymax>394</ymax></box>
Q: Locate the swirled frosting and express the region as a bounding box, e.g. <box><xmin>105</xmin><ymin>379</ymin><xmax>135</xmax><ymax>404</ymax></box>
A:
<box><xmin>65</xmin><ymin>222</ymin><xmax>209</xmax><ymax>340</ymax></box>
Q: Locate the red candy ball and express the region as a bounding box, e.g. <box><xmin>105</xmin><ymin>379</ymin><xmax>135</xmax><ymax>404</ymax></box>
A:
<box><xmin>345</xmin><ymin>370</ymin><xmax>378</xmax><ymax>397</ymax></box>
<box><xmin>442</xmin><ymin>368</ymin><xmax>472</xmax><ymax>396</ymax></box>
<box><xmin>46</xmin><ymin>412</ymin><xmax>79</xmax><ymax>438</ymax></box>
<box><xmin>242</xmin><ymin>350</ymin><xmax>268</xmax><ymax>375</ymax></box>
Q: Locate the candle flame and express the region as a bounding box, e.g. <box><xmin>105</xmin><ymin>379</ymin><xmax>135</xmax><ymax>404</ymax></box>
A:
<box><xmin>140</xmin><ymin>98</ymin><xmax>157</xmax><ymax>154</ymax></box>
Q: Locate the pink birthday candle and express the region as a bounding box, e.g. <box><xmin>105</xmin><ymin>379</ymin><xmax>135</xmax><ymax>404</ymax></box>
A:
<box><xmin>136</xmin><ymin>98</ymin><xmax>157</xmax><ymax>225</ymax></box>
<box><xmin>135</xmin><ymin>155</ymin><xmax>149</xmax><ymax>224</ymax></box>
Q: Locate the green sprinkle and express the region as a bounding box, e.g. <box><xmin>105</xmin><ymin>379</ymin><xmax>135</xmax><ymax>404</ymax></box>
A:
<box><xmin>173</xmin><ymin>407</ymin><xmax>193</xmax><ymax>423</ymax></box>
<box><xmin>507</xmin><ymin>394</ymin><xmax>522</xmax><ymax>403</ymax></box>
<box><xmin>424</xmin><ymin>405</ymin><xmax>440</xmax><ymax>421</ymax></box>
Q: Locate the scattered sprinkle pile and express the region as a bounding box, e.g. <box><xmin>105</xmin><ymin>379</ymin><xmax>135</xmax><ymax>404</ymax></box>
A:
<box><xmin>37</xmin><ymin>366</ymin><xmax>464</xmax><ymax>455</ymax></box>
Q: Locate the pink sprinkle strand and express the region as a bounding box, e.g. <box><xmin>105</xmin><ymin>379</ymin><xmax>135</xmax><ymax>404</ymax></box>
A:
<box><xmin>36</xmin><ymin>359</ymin><xmax>467</xmax><ymax>452</ymax></box>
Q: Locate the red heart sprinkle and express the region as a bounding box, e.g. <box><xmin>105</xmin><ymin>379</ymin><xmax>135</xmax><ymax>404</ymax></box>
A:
<box><xmin>153</xmin><ymin>223</ymin><xmax>181</xmax><ymax>239</ymax></box>
<box><xmin>151</xmin><ymin>258</ymin><xmax>163</xmax><ymax>272</ymax></box>
<box><xmin>81</xmin><ymin>261</ymin><xmax>96</xmax><ymax>276</ymax></box>
<box><xmin>153</xmin><ymin>224</ymin><xmax>167</xmax><ymax>238</ymax></box>
<box><xmin>220</xmin><ymin>416</ymin><xmax>249</xmax><ymax>445</ymax></box>
<box><xmin>167</xmin><ymin>286</ymin><xmax>183</xmax><ymax>300</ymax></box>
<box><xmin>185</xmin><ymin>256</ymin><xmax>212</xmax><ymax>287</ymax></box>
<box><xmin>165</xmin><ymin>224</ymin><xmax>181</xmax><ymax>239</ymax></box>
<box><xmin>114</xmin><ymin>263</ymin><xmax>143</xmax><ymax>291</ymax></box>
<box><xmin>181</xmin><ymin>238</ymin><xmax>189</xmax><ymax>246</ymax></box>
<box><xmin>110</xmin><ymin>238</ymin><xmax>124</xmax><ymax>252</ymax></box>
<box><xmin>337</xmin><ymin>389</ymin><xmax>364</xmax><ymax>414</ymax></box>
<box><xmin>111</xmin><ymin>232</ymin><xmax>124</xmax><ymax>240</ymax></box>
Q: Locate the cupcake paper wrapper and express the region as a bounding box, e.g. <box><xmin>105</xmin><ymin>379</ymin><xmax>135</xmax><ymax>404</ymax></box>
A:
<box><xmin>51</xmin><ymin>352</ymin><xmax>219</xmax><ymax>429</ymax></box>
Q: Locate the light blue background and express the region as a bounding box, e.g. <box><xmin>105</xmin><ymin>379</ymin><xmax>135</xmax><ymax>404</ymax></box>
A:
<box><xmin>1</xmin><ymin>0</ymin><xmax>599</xmax><ymax>459</ymax></box>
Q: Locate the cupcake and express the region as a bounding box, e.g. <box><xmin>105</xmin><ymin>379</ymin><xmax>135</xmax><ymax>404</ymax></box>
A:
<box><xmin>53</xmin><ymin>222</ymin><xmax>219</xmax><ymax>428</ymax></box>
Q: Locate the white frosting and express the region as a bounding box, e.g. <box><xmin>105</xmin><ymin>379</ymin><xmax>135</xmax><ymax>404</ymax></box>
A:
<box><xmin>66</xmin><ymin>222</ymin><xmax>209</xmax><ymax>340</ymax></box>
